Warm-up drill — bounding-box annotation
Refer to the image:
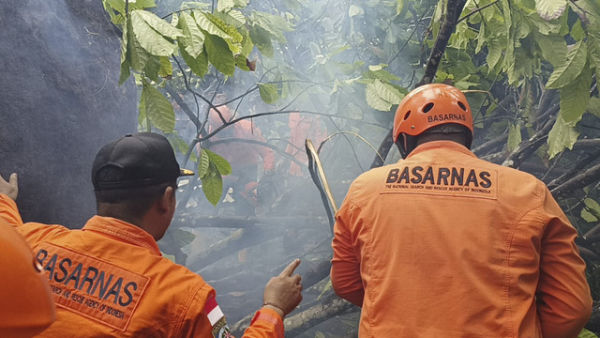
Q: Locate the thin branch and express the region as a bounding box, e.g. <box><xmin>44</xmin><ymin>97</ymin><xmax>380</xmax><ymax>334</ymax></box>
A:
<box><xmin>199</xmin><ymin>110</ymin><xmax>386</xmax><ymax>142</ymax></box>
<box><xmin>552</xmin><ymin>162</ymin><xmax>600</xmax><ymax>198</ymax></box>
<box><xmin>457</xmin><ymin>0</ymin><xmax>500</xmax><ymax>23</ymax></box>
<box><xmin>501</xmin><ymin>118</ymin><xmax>554</xmax><ymax>169</ymax></box>
<box><xmin>172</xmin><ymin>57</ymin><xmax>226</xmax><ymax>124</ymax></box>
<box><xmin>325</xmin><ymin>116</ymin><xmax>365</xmax><ymax>172</ymax></box>
<box><xmin>208</xmin><ymin>138</ymin><xmax>306</xmax><ymax>167</ymax></box>
<box><xmin>389</xmin><ymin>8</ymin><xmax>431</xmax><ymax>65</ymax></box>
<box><xmin>318</xmin><ymin>131</ymin><xmax>384</xmax><ymax>163</ymax></box>
<box><xmin>548</xmin><ymin>149</ymin><xmax>600</xmax><ymax>190</ymax></box>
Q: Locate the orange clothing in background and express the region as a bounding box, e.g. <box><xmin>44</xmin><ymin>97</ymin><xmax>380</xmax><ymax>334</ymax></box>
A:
<box><xmin>0</xmin><ymin>218</ymin><xmax>55</xmax><ymax>338</ymax></box>
<box><xmin>285</xmin><ymin>112</ymin><xmax>327</xmax><ymax>176</ymax></box>
<box><xmin>208</xmin><ymin>105</ymin><xmax>274</xmax><ymax>172</ymax></box>
<box><xmin>331</xmin><ymin>141</ymin><xmax>592</xmax><ymax>338</ymax></box>
<box><xmin>0</xmin><ymin>194</ymin><xmax>283</xmax><ymax>338</ymax></box>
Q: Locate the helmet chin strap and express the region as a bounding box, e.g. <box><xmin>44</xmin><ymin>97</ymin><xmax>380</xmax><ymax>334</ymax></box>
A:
<box><xmin>397</xmin><ymin>134</ymin><xmax>418</xmax><ymax>158</ymax></box>
<box><xmin>397</xmin><ymin>126</ymin><xmax>473</xmax><ymax>159</ymax></box>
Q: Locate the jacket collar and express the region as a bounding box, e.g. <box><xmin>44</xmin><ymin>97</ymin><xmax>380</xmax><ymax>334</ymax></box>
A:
<box><xmin>406</xmin><ymin>140</ymin><xmax>476</xmax><ymax>159</ymax></box>
<box><xmin>82</xmin><ymin>216</ymin><xmax>162</xmax><ymax>255</ymax></box>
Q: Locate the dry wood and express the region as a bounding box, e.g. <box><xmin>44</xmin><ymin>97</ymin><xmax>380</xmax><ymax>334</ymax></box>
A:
<box><xmin>552</xmin><ymin>162</ymin><xmax>600</xmax><ymax>198</ymax></box>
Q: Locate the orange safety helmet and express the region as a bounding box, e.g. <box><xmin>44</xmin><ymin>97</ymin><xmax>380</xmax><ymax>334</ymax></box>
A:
<box><xmin>393</xmin><ymin>83</ymin><xmax>474</xmax><ymax>156</ymax></box>
<box><xmin>0</xmin><ymin>223</ymin><xmax>55</xmax><ymax>337</ymax></box>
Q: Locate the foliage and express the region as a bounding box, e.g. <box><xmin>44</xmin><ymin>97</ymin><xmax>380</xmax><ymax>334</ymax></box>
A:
<box><xmin>579</xmin><ymin>328</ymin><xmax>599</xmax><ymax>338</ymax></box>
<box><xmin>102</xmin><ymin>0</ymin><xmax>293</xmax><ymax>203</ymax></box>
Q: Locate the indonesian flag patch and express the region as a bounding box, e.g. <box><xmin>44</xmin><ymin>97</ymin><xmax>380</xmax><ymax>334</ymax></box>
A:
<box><xmin>204</xmin><ymin>294</ymin><xmax>233</xmax><ymax>338</ymax></box>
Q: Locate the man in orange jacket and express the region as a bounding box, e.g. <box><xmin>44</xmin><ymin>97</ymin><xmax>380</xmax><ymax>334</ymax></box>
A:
<box><xmin>0</xmin><ymin>132</ymin><xmax>302</xmax><ymax>337</ymax></box>
<box><xmin>0</xmin><ymin>219</ymin><xmax>55</xmax><ymax>337</ymax></box>
<box><xmin>330</xmin><ymin>84</ymin><xmax>592</xmax><ymax>337</ymax></box>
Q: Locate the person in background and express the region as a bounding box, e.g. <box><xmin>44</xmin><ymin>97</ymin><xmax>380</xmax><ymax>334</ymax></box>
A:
<box><xmin>0</xmin><ymin>220</ymin><xmax>55</xmax><ymax>338</ymax></box>
<box><xmin>0</xmin><ymin>132</ymin><xmax>302</xmax><ymax>337</ymax></box>
<box><xmin>330</xmin><ymin>83</ymin><xmax>592</xmax><ymax>337</ymax></box>
<box><xmin>205</xmin><ymin>102</ymin><xmax>275</xmax><ymax>214</ymax></box>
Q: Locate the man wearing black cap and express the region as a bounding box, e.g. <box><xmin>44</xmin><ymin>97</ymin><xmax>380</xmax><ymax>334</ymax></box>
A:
<box><xmin>0</xmin><ymin>132</ymin><xmax>302</xmax><ymax>337</ymax></box>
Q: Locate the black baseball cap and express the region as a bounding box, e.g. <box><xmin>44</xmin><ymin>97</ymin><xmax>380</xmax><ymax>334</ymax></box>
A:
<box><xmin>92</xmin><ymin>132</ymin><xmax>194</xmax><ymax>191</ymax></box>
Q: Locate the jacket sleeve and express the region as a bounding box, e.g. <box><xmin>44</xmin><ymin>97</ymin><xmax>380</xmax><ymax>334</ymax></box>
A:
<box><xmin>241</xmin><ymin>307</ymin><xmax>284</xmax><ymax>338</ymax></box>
<box><xmin>0</xmin><ymin>194</ymin><xmax>24</xmax><ymax>227</ymax></box>
<box><xmin>536</xmin><ymin>186</ymin><xmax>592</xmax><ymax>338</ymax></box>
<box><xmin>330</xmin><ymin>201</ymin><xmax>364</xmax><ymax>306</ymax></box>
<box><xmin>182</xmin><ymin>287</ymin><xmax>284</xmax><ymax>338</ymax></box>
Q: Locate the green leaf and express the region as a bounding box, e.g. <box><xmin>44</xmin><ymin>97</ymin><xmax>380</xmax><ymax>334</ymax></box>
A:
<box><xmin>217</xmin><ymin>0</ymin><xmax>235</xmax><ymax>12</ymax></box>
<box><xmin>233</xmin><ymin>0</ymin><xmax>248</xmax><ymax>7</ymax></box>
<box><xmin>134</xmin><ymin>10</ymin><xmax>182</xmax><ymax>39</ymax></box>
<box><xmin>141</xmin><ymin>79</ymin><xmax>175</xmax><ymax>133</ymax></box>
<box><xmin>180</xmin><ymin>46</ymin><xmax>208</xmax><ymax>77</ymax></box>
<box><xmin>363</xmin><ymin>69</ymin><xmax>401</xmax><ymax>82</ymax></box>
<box><xmin>536</xmin><ymin>33</ymin><xmax>567</xmax><ymax>67</ymax></box>
<box><xmin>158</xmin><ymin>56</ymin><xmax>172</xmax><ymax>78</ymax></box>
<box><xmin>571</xmin><ymin>19</ymin><xmax>585</xmax><ymax>41</ymax></box>
<box><xmin>144</xmin><ymin>55</ymin><xmax>161</xmax><ymax>81</ymax></box>
<box><xmin>204</xmin><ymin>33</ymin><xmax>235</xmax><ymax>76</ymax></box>
<box><xmin>559</xmin><ymin>65</ymin><xmax>593</xmax><ymax>123</ymax></box>
<box><xmin>126</xmin><ymin>16</ymin><xmax>151</xmax><ymax>72</ymax></box>
<box><xmin>578</xmin><ymin>328</ymin><xmax>599</xmax><ymax>338</ymax></box>
<box><xmin>366</xmin><ymin>80</ymin><xmax>404</xmax><ymax>111</ymax></box>
<box><xmin>536</xmin><ymin>0</ymin><xmax>567</xmax><ymax>21</ymax></box>
<box><xmin>179</xmin><ymin>12</ymin><xmax>205</xmax><ymax>58</ymax></box>
<box><xmin>119</xmin><ymin>12</ymin><xmax>131</xmax><ymax>83</ymax></box>
<box><xmin>204</xmin><ymin>149</ymin><xmax>232</xmax><ymax>175</ymax></box>
<box><xmin>249</xmin><ymin>25</ymin><xmax>273</xmax><ymax>57</ymax></box>
<box><xmin>194</xmin><ymin>11</ymin><xmax>242</xmax><ymax>46</ymax></box>
<box><xmin>528</xmin><ymin>13</ymin><xmax>562</xmax><ymax>35</ymax></box>
<box><xmin>235</xmin><ymin>54</ymin><xmax>251</xmax><ymax>71</ymax></box>
<box><xmin>587</xmin><ymin>97</ymin><xmax>600</xmax><ymax>118</ymax></box>
<box><xmin>251</xmin><ymin>11</ymin><xmax>293</xmax><ymax>43</ymax></box>
<box><xmin>198</xmin><ymin>149</ymin><xmax>210</xmax><ymax>178</ymax></box>
<box><xmin>589</xmin><ymin>33</ymin><xmax>600</xmax><ymax>80</ymax></box>
<box><xmin>396</xmin><ymin>0</ymin><xmax>404</xmax><ymax>16</ymax></box>
<box><xmin>239</xmin><ymin>27</ymin><xmax>254</xmax><ymax>57</ymax></box>
<box><xmin>131</xmin><ymin>10</ymin><xmax>181</xmax><ymax>56</ymax></box>
<box><xmin>584</xmin><ymin>198</ymin><xmax>600</xmax><ymax>219</ymax></box>
<box><xmin>507</xmin><ymin>123</ymin><xmax>522</xmax><ymax>152</ymax></box>
<box><xmin>226</xmin><ymin>10</ymin><xmax>247</xmax><ymax>26</ymax></box>
<box><xmin>547</xmin><ymin>115</ymin><xmax>579</xmax><ymax>159</ymax></box>
<box><xmin>119</xmin><ymin>57</ymin><xmax>131</xmax><ymax>85</ymax></box>
<box><xmin>172</xmin><ymin>229</ymin><xmax>196</xmax><ymax>247</ymax></box>
<box><xmin>349</xmin><ymin>5</ymin><xmax>364</xmax><ymax>17</ymax></box>
<box><xmin>201</xmin><ymin>163</ymin><xmax>223</xmax><ymax>206</ymax></box>
<box><xmin>258</xmin><ymin>83</ymin><xmax>280</xmax><ymax>104</ymax></box>
<box><xmin>366</xmin><ymin>81</ymin><xmax>391</xmax><ymax>111</ymax></box>
<box><xmin>546</xmin><ymin>41</ymin><xmax>588</xmax><ymax>89</ymax></box>
<box><xmin>486</xmin><ymin>36</ymin><xmax>504</xmax><ymax>72</ymax></box>
<box><xmin>581</xmin><ymin>208</ymin><xmax>599</xmax><ymax>223</ymax></box>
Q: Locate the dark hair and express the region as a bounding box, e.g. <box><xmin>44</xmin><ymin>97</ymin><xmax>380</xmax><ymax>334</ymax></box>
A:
<box><xmin>94</xmin><ymin>166</ymin><xmax>176</xmax><ymax>220</ymax></box>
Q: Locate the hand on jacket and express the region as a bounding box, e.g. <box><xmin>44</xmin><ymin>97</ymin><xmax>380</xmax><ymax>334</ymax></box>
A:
<box><xmin>263</xmin><ymin>259</ymin><xmax>303</xmax><ymax>318</ymax></box>
<box><xmin>0</xmin><ymin>173</ymin><xmax>18</xmax><ymax>201</ymax></box>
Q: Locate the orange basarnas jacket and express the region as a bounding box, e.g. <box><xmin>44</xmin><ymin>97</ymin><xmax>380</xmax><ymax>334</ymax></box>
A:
<box><xmin>0</xmin><ymin>195</ymin><xmax>283</xmax><ymax>338</ymax></box>
<box><xmin>331</xmin><ymin>140</ymin><xmax>592</xmax><ymax>338</ymax></box>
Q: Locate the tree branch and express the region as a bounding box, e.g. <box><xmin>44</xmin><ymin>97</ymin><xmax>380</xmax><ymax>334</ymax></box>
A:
<box><xmin>501</xmin><ymin>118</ymin><xmax>555</xmax><ymax>168</ymax></box>
<box><xmin>285</xmin><ymin>294</ymin><xmax>356</xmax><ymax>337</ymax></box>
<box><xmin>551</xmin><ymin>162</ymin><xmax>600</xmax><ymax>198</ymax></box>
<box><xmin>369</xmin><ymin>0</ymin><xmax>468</xmax><ymax>168</ymax></box>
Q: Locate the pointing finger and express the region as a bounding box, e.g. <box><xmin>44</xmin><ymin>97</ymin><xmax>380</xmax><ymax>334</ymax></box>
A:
<box><xmin>279</xmin><ymin>258</ymin><xmax>301</xmax><ymax>277</ymax></box>
<box><xmin>9</xmin><ymin>173</ymin><xmax>17</xmax><ymax>187</ymax></box>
